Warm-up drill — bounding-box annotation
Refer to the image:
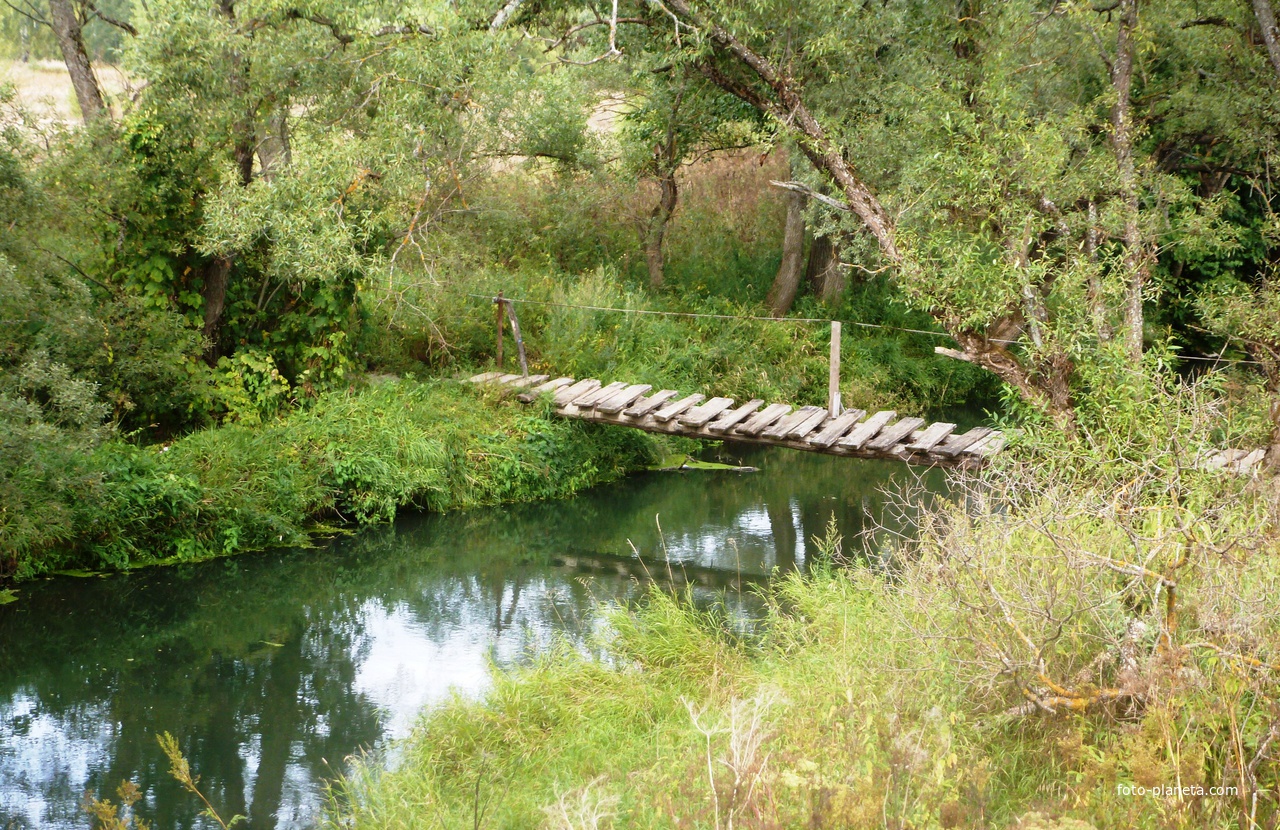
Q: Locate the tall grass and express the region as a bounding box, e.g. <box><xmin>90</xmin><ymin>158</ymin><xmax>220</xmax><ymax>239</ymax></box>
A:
<box><xmin>1</xmin><ymin>379</ymin><xmax>658</xmax><ymax>580</ymax></box>
<box><xmin>326</xmin><ymin>382</ymin><xmax>1280</xmax><ymax>830</ymax></box>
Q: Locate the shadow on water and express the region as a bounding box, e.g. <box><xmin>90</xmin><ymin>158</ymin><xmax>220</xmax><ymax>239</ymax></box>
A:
<box><xmin>0</xmin><ymin>445</ymin><xmax>946</xmax><ymax>829</ymax></box>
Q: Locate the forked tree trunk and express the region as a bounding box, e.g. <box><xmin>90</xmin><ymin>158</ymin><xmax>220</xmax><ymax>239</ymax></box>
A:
<box><xmin>805</xmin><ymin>234</ymin><xmax>844</xmax><ymax>304</ymax></box>
<box><xmin>48</xmin><ymin>0</ymin><xmax>106</xmax><ymax>122</ymax></box>
<box><xmin>766</xmin><ymin>188</ymin><xmax>806</xmax><ymax>316</ymax></box>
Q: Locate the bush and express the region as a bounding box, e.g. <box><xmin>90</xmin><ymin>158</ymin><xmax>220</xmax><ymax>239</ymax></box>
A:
<box><xmin>0</xmin><ymin>379</ymin><xmax>658</xmax><ymax>581</ymax></box>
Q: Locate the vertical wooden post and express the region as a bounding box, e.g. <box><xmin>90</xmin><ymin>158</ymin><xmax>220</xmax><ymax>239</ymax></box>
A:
<box><xmin>505</xmin><ymin>300</ymin><xmax>529</xmax><ymax>377</ymax></box>
<box><xmin>828</xmin><ymin>320</ymin><xmax>842</xmax><ymax>417</ymax></box>
<box><xmin>494</xmin><ymin>291</ymin><xmax>505</xmax><ymax>369</ymax></box>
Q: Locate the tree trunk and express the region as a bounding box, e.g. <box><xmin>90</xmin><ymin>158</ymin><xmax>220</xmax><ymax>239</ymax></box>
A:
<box><xmin>805</xmin><ymin>234</ymin><xmax>844</xmax><ymax>304</ymax></box>
<box><xmin>644</xmin><ymin>171</ymin><xmax>677</xmax><ymax>289</ymax></box>
<box><xmin>257</xmin><ymin>108</ymin><xmax>291</xmax><ymax>180</ymax></box>
<box><xmin>48</xmin><ymin>0</ymin><xmax>106</xmax><ymax>123</ymax></box>
<box><xmin>201</xmin><ymin>0</ymin><xmax>257</xmax><ymax>363</ymax></box>
<box><xmin>1084</xmin><ymin>201</ymin><xmax>1113</xmax><ymax>344</ymax></box>
<box><xmin>1252</xmin><ymin>0</ymin><xmax>1280</xmax><ymax>81</ymax></box>
<box><xmin>767</xmin><ymin>188</ymin><xmax>806</xmax><ymax>316</ymax></box>
<box><xmin>671</xmin><ymin>0</ymin><xmax>1081</xmax><ymax>427</ymax></box>
<box><xmin>1112</xmin><ymin>0</ymin><xmax>1148</xmax><ymax>363</ymax></box>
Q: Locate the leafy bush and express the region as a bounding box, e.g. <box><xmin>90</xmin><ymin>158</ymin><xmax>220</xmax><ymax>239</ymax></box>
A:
<box><xmin>0</xmin><ymin>379</ymin><xmax>657</xmax><ymax>581</ymax></box>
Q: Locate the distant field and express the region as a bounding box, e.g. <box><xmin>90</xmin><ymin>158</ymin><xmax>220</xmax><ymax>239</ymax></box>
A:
<box><xmin>1</xmin><ymin>59</ymin><xmax>130</xmax><ymax>123</ymax></box>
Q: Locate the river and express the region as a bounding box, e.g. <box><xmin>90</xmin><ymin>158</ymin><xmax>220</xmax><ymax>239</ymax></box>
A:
<box><xmin>0</xmin><ymin>444</ymin><xmax>945</xmax><ymax>829</ymax></box>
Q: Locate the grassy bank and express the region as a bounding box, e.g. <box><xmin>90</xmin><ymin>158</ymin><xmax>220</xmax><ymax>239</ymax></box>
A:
<box><xmin>1</xmin><ymin>378</ymin><xmax>658</xmax><ymax>582</ymax></box>
<box><xmin>325</xmin><ymin>435</ymin><xmax>1280</xmax><ymax>829</ymax></box>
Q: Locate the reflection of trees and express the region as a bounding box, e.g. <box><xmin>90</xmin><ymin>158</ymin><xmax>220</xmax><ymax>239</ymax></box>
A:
<box><xmin>0</xmin><ymin>448</ymin><xmax>947</xmax><ymax>830</ymax></box>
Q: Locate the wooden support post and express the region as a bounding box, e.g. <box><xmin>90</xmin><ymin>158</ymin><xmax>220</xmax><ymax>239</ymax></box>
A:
<box><xmin>494</xmin><ymin>291</ymin><xmax>505</xmax><ymax>369</ymax></box>
<box><xmin>504</xmin><ymin>299</ymin><xmax>529</xmax><ymax>377</ymax></box>
<box><xmin>828</xmin><ymin>320</ymin><xmax>842</xmax><ymax>417</ymax></box>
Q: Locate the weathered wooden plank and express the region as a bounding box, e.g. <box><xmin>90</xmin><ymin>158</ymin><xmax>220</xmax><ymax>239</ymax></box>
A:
<box><xmin>963</xmin><ymin>430</ymin><xmax>1005</xmax><ymax>458</ymax></box>
<box><xmin>706</xmin><ymin>399</ymin><xmax>764</xmax><ymax>433</ymax></box>
<box><xmin>679</xmin><ymin>397</ymin><xmax>736</xmax><ymax>428</ymax></box>
<box><xmin>497</xmin><ymin>373</ymin><xmax>522</xmax><ymax>384</ymax></box>
<box><xmin>653</xmin><ymin>394</ymin><xmax>706</xmax><ymax>422</ymax></box>
<box><xmin>866</xmin><ymin>417</ymin><xmax>926</xmax><ymax>453</ymax></box>
<box><xmin>806</xmin><ymin>409</ymin><xmax>866</xmax><ymax>448</ymax></box>
<box><xmin>624</xmin><ymin>390</ymin><xmax>680</xmax><ymax>418</ymax></box>
<box><xmin>837</xmin><ymin>410</ymin><xmax>897</xmax><ymax>450</ymax></box>
<box><xmin>763</xmin><ymin>406</ymin><xmax>825</xmax><ymax>440</ymax></box>
<box><xmin>468</xmin><ymin>371</ymin><xmax>504</xmax><ymax>384</ymax></box>
<box><xmin>596</xmin><ymin>384</ymin><xmax>653</xmax><ymax>414</ymax></box>
<box><xmin>787</xmin><ymin>408</ymin><xmax>832</xmax><ymax>440</ymax></box>
<box><xmin>505</xmin><ymin>373</ymin><xmax>549</xmax><ymax>390</ymax></box>
<box><xmin>571</xmin><ymin>381</ymin><xmax>628</xmax><ymax>408</ymax></box>
<box><xmin>554</xmin><ymin>378</ymin><xmax>601</xmax><ymax>405</ymax></box>
<box><xmin>931</xmin><ymin>426</ymin><xmax>993</xmax><ymax>459</ymax></box>
<box><xmin>906</xmin><ymin>422</ymin><xmax>956</xmax><ymax>453</ymax></box>
<box><xmin>518</xmin><ymin>376</ymin><xmax>574</xmax><ymax>402</ymax></box>
<box><xmin>735</xmin><ymin>403</ymin><xmax>791</xmax><ymax>437</ymax></box>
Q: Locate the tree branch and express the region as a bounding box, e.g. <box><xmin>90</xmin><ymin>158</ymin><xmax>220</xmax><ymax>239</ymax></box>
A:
<box><xmin>84</xmin><ymin>0</ymin><xmax>136</xmax><ymax>35</ymax></box>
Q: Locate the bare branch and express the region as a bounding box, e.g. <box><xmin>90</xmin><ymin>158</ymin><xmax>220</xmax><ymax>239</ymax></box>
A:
<box><xmin>768</xmin><ymin>179</ymin><xmax>851</xmax><ymax>213</ymax></box>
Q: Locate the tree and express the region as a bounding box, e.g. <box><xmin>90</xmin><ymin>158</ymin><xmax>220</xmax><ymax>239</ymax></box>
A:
<box><xmin>534</xmin><ymin>0</ymin><xmax>1277</xmax><ymax>434</ymax></box>
<box><xmin>48</xmin><ymin>0</ymin><xmax>106</xmax><ymax>121</ymax></box>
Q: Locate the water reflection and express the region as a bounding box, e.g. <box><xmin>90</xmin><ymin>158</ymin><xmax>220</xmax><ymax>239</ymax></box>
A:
<box><xmin>0</xmin><ymin>445</ymin><xmax>943</xmax><ymax>829</ymax></box>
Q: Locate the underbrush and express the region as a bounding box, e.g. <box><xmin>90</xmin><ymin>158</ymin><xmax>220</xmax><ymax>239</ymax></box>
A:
<box><xmin>326</xmin><ymin>382</ymin><xmax>1280</xmax><ymax>830</ymax></box>
<box><xmin>375</xmin><ymin>267</ymin><xmax>995</xmax><ymax>417</ymax></box>
<box><xmin>0</xmin><ymin>379</ymin><xmax>657</xmax><ymax>581</ymax></box>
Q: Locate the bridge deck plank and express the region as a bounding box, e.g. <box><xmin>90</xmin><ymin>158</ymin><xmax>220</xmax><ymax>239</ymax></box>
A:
<box><xmin>807</xmin><ymin>409</ymin><xmax>865</xmax><ymax>448</ymax></box>
<box><xmin>906</xmin><ymin>422</ymin><xmax>955</xmax><ymax>453</ymax></box>
<box><xmin>866</xmin><ymin>417</ymin><xmax>926</xmax><ymax>453</ymax></box>
<box><xmin>680</xmin><ymin>397</ymin><xmax>736</xmax><ymax>428</ymax></box>
<box><xmin>736</xmin><ymin>404</ymin><xmax>791</xmax><ymax>437</ymax></box>
<box><xmin>707</xmin><ymin>400</ymin><xmax>764</xmax><ymax>433</ymax></box>
<box><xmin>597</xmin><ymin>384</ymin><xmax>652</xmax><ymax>414</ymax></box>
<box><xmin>838</xmin><ymin>411</ymin><xmax>897</xmax><ymax>450</ymax></box>
<box><xmin>653</xmin><ymin>394</ymin><xmax>705</xmax><ymax>422</ymax></box>
<box><xmin>554</xmin><ymin>379</ymin><xmax>600</xmax><ymax>405</ymax></box>
<box><xmin>624</xmin><ymin>390</ymin><xmax>680</xmax><ymax>417</ymax></box>
<box><xmin>571</xmin><ymin>381</ymin><xmax>628</xmax><ymax>408</ymax></box>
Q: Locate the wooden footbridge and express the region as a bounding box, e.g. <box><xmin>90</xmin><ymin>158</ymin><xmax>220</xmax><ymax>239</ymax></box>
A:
<box><xmin>468</xmin><ymin>371</ymin><xmax>1004</xmax><ymax>468</ymax></box>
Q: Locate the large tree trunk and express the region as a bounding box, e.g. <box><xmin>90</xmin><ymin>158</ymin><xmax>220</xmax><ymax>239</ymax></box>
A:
<box><xmin>48</xmin><ymin>0</ymin><xmax>106</xmax><ymax>123</ymax></box>
<box><xmin>644</xmin><ymin>171</ymin><xmax>677</xmax><ymax>289</ymax></box>
<box><xmin>766</xmin><ymin>188</ymin><xmax>806</xmax><ymax>316</ymax></box>
<box><xmin>1112</xmin><ymin>0</ymin><xmax>1148</xmax><ymax>364</ymax></box>
<box><xmin>1253</xmin><ymin>0</ymin><xmax>1280</xmax><ymax>81</ymax></box>
<box><xmin>805</xmin><ymin>234</ymin><xmax>844</xmax><ymax>304</ymax></box>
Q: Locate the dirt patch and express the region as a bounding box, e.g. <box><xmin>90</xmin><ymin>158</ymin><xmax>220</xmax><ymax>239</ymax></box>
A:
<box><xmin>1</xmin><ymin>59</ymin><xmax>132</xmax><ymax>124</ymax></box>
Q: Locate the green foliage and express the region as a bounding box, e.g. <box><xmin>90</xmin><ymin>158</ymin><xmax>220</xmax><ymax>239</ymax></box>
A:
<box><xmin>0</xmin><ymin>378</ymin><xmax>657</xmax><ymax>581</ymax></box>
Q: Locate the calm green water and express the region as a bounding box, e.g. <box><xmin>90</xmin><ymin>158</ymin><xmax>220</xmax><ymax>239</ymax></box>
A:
<box><xmin>0</xmin><ymin>445</ymin><xmax>945</xmax><ymax>829</ymax></box>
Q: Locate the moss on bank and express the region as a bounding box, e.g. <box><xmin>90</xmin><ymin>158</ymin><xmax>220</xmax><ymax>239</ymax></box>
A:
<box><xmin>1</xmin><ymin>378</ymin><xmax>658</xmax><ymax>581</ymax></box>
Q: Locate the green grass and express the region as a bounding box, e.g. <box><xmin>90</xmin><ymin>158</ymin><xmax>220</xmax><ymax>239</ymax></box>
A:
<box><xmin>325</xmin><ymin>435</ymin><xmax>1280</xmax><ymax>830</ymax></box>
<box><xmin>1</xmin><ymin>378</ymin><xmax>659</xmax><ymax>581</ymax></box>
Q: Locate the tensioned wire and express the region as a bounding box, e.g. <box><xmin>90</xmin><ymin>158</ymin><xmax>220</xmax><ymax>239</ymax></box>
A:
<box><xmin>461</xmin><ymin>292</ymin><xmax>1263</xmax><ymax>366</ymax></box>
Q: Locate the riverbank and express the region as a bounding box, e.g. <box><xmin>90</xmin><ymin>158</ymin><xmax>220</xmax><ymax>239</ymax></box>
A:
<box><xmin>2</xmin><ymin>378</ymin><xmax>659</xmax><ymax>583</ymax></box>
<box><xmin>325</xmin><ymin>438</ymin><xmax>1280</xmax><ymax>829</ymax></box>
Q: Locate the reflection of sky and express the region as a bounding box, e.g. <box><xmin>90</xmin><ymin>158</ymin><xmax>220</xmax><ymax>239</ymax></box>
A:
<box><xmin>0</xmin><ymin>695</ymin><xmax>114</xmax><ymax>828</ymax></box>
<box><xmin>0</xmin><ymin>446</ymin><xmax>939</xmax><ymax>829</ymax></box>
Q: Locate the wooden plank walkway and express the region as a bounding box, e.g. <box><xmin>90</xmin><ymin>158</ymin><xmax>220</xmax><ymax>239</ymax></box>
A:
<box><xmin>469</xmin><ymin>372</ymin><xmax>1004</xmax><ymax>468</ymax></box>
